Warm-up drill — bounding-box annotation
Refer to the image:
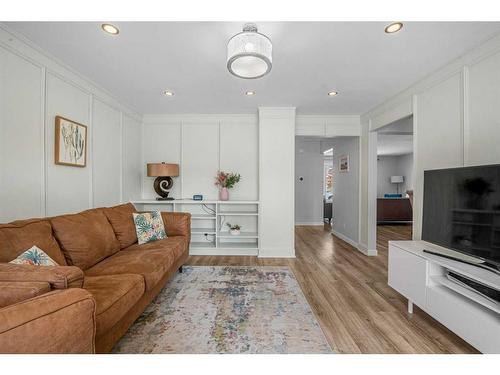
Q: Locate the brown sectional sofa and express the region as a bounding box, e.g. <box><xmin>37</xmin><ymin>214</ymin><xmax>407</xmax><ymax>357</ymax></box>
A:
<box><xmin>0</xmin><ymin>203</ymin><xmax>191</xmax><ymax>353</ymax></box>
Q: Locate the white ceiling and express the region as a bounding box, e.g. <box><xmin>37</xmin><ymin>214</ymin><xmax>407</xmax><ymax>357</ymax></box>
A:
<box><xmin>6</xmin><ymin>22</ymin><xmax>500</xmax><ymax>114</ymax></box>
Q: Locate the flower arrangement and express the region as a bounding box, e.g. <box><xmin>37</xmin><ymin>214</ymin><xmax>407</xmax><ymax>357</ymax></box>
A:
<box><xmin>215</xmin><ymin>171</ymin><xmax>241</xmax><ymax>189</ymax></box>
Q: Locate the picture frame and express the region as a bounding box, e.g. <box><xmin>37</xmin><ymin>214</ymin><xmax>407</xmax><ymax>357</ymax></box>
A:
<box><xmin>339</xmin><ymin>154</ymin><xmax>349</xmax><ymax>173</ymax></box>
<box><xmin>54</xmin><ymin>116</ymin><xmax>87</xmax><ymax>167</ymax></box>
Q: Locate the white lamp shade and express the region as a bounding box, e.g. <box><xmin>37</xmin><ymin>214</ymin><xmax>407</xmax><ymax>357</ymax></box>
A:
<box><xmin>227</xmin><ymin>25</ymin><xmax>272</xmax><ymax>79</ymax></box>
<box><xmin>391</xmin><ymin>175</ymin><xmax>404</xmax><ymax>183</ymax></box>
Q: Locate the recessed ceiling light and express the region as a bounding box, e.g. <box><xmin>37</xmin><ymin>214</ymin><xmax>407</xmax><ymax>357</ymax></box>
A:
<box><xmin>384</xmin><ymin>22</ymin><xmax>403</xmax><ymax>34</ymax></box>
<box><xmin>101</xmin><ymin>23</ymin><xmax>119</xmax><ymax>35</ymax></box>
<box><xmin>245</xmin><ymin>91</ymin><xmax>256</xmax><ymax>96</ymax></box>
<box><xmin>328</xmin><ymin>91</ymin><xmax>338</xmax><ymax>97</ymax></box>
<box><xmin>163</xmin><ymin>90</ymin><xmax>174</xmax><ymax>97</ymax></box>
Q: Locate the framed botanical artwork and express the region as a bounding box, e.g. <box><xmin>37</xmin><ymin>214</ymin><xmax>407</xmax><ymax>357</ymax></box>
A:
<box><xmin>339</xmin><ymin>154</ymin><xmax>349</xmax><ymax>173</ymax></box>
<box><xmin>55</xmin><ymin>116</ymin><xmax>87</xmax><ymax>167</ymax></box>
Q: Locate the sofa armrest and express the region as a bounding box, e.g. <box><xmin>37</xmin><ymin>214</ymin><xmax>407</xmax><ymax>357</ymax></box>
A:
<box><xmin>0</xmin><ymin>281</ymin><xmax>51</xmax><ymax>308</ymax></box>
<box><xmin>0</xmin><ymin>288</ymin><xmax>96</xmax><ymax>353</ymax></box>
<box><xmin>161</xmin><ymin>212</ymin><xmax>191</xmax><ymax>243</ymax></box>
<box><xmin>0</xmin><ymin>264</ymin><xmax>84</xmax><ymax>289</ymax></box>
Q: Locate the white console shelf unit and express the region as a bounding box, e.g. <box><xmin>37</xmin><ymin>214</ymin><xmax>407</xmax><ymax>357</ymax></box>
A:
<box><xmin>131</xmin><ymin>200</ymin><xmax>260</xmax><ymax>256</ymax></box>
<box><xmin>388</xmin><ymin>240</ymin><xmax>500</xmax><ymax>353</ymax></box>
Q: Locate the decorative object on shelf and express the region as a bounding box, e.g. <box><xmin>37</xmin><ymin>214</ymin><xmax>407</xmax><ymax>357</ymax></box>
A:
<box><xmin>215</xmin><ymin>171</ymin><xmax>241</xmax><ymax>201</ymax></box>
<box><xmin>193</xmin><ymin>195</ymin><xmax>203</xmax><ymax>201</ymax></box>
<box><xmin>147</xmin><ymin>162</ymin><xmax>179</xmax><ymax>200</ymax></box>
<box><xmin>339</xmin><ymin>154</ymin><xmax>349</xmax><ymax>173</ymax></box>
<box><xmin>227</xmin><ymin>223</ymin><xmax>241</xmax><ymax>236</ymax></box>
<box><xmin>390</xmin><ymin>175</ymin><xmax>404</xmax><ymax>194</ymax></box>
<box><xmin>227</xmin><ymin>23</ymin><xmax>272</xmax><ymax>79</ymax></box>
<box><xmin>55</xmin><ymin>116</ymin><xmax>87</xmax><ymax>167</ymax></box>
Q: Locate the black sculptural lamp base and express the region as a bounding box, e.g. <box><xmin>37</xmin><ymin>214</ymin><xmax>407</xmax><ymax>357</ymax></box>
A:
<box><xmin>153</xmin><ymin>176</ymin><xmax>175</xmax><ymax>201</ymax></box>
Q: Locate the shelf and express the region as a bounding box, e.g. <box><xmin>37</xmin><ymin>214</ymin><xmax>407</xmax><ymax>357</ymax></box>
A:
<box><xmin>190</xmin><ymin>241</ymin><xmax>216</xmax><ymax>249</ymax></box>
<box><xmin>132</xmin><ymin>200</ymin><xmax>259</xmax><ymax>205</ymax></box>
<box><xmin>218</xmin><ymin>211</ymin><xmax>258</xmax><ymax>216</ymax></box>
<box><xmin>217</xmin><ymin>231</ymin><xmax>258</xmax><ymax>238</ymax></box>
<box><xmin>192</xmin><ymin>228</ymin><xmax>217</xmax><ymax>234</ymax></box>
<box><xmin>431</xmin><ymin>275</ymin><xmax>500</xmax><ymax>314</ymax></box>
<box><xmin>191</xmin><ymin>214</ymin><xmax>216</xmax><ymax>220</ymax></box>
<box><xmin>218</xmin><ymin>242</ymin><xmax>259</xmax><ymax>249</ymax></box>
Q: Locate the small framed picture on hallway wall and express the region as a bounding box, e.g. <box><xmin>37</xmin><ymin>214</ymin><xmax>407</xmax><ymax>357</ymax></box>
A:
<box><xmin>339</xmin><ymin>155</ymin><xmax>349</xmax><ymax>173</ymax></box>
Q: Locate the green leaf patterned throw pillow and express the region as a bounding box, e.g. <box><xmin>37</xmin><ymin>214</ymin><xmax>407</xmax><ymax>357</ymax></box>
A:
<box><xmin>10</xmin><ymin>246</ymin><xmax>58</xmax><ymax>266</ymax></box>
<box><xmin>133</xmin><ymin>211</ymin><xmax>167</xmax><ymax>245</ymax></box>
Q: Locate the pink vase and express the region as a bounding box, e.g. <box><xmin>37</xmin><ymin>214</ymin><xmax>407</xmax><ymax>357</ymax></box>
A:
<box><xmin>219</xmin><ymin>187</ymin><xmax>229</xmax><ymax>201</ymax></box>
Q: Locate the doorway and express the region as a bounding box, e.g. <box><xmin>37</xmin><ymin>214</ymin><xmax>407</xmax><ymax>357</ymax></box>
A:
<box><xmin>372</xmin><ymin>116</ymin><xmax>414</xmax><ymax>252</ymax></box>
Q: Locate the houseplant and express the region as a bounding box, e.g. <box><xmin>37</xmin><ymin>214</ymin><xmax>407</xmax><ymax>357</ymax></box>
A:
<box><xmin>227</xmin><ymin>223</ymin><xmax>241</xmax><ymax>236</ymax></box>
<box><xmin>215</xmin><ymin>171</ymin><xmax>241</xmax><ymax>201</ymax></box>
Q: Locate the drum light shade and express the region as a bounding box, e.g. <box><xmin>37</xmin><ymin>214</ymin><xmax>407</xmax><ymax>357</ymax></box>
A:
<box><xmin>390</xmin><ymin>176</ymin><xmax>404</xmax><ymax>184</ymax></box>
<box><xmin>227</xmin><ymin>23</ymin><xmax>272</xmax><ymax>79</ymax></box>
<box><xmin>147</xmin><ymin>163</ymin><xmax>179</xmax><ymax>177</ymax></box>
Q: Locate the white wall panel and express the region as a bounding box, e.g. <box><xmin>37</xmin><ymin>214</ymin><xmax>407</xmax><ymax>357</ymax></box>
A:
<box><xmin>45</xmin><ymin>73</ymin><xmax>91</xmax><ymax>216</ymax></box>
<box><xmin>122</xmin><ymin>114</ymin><xmax>142</xmax><ymax>202</ymax></box>
<box><xmin>92</xmin><ymin>98</ymin><xmax>121</xmax><ymax>207</ymax></box>
<box><xmin>219</xmin><ymin>119</ymin><xmax>258</xmax><ymax>200</ymax></box>
<box><xmin>259</xmin><ymin>108</ymin><xmax>296</xmax><ymax>257</ymax></box>
<box><xmin>466</xmin><ymin>51</ymin><xmax>500</xmax><ymax>166</ymax></box>
<box><xmin>0</xmin><ymin>47</ymin><xmax>44</xmax><ymax>221</ymax></box>
<box><xmin>414</xmin><ymin>73</ymin><xmax>463</xmax><ymax>238</ymax></box>
<box><xmin>182</xmin><ymin>122</ymin><xmax>219</xmax><ymax>199</ymax></box>
<box><xmin>142</xmin><ymin>122</ymin><xmax>181</xmax><ymax>199</ymax></box>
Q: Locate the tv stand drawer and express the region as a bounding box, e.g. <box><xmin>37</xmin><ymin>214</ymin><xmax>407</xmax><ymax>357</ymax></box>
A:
<box><xmin>388</xmin><ymin>246</ymin><xmax>427</xmax><ymax>308</ymax></box>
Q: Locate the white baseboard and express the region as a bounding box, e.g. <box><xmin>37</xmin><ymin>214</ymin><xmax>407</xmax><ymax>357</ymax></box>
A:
<box><xmin>189</xmin><ymin>248</ymin><xmax>258</xmax><ymax>256</ymax></box>
<box><xmin>295</xmin><ymin>222</ymin><xmax>325</xmax><ymax>226</ymax></box>
<box><xmin>331</xmin><ymin>231</ymin><xmax>377</xmax><ymax>256</ymax></box>
<box><xmin>258</xmin><ymin>248</ymin><xmax>296</xmax><ymax>258</ymax></box>
<box><xmin>357</xmin><ymin>242</ymin><xmax>378</xmax><ymax>256</ymax></box>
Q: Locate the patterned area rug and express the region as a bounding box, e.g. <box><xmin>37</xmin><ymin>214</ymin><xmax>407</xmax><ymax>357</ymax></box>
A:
<box><xmin>113</xmin><ymin>266</ymin><xmax>332</xmax><ymax>354</ymax></box>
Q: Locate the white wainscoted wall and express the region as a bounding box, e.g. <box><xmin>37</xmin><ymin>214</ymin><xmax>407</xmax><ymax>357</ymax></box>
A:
<box><xmin>0</xmin><ymin>25</ymin><xmax>142</xmax><ymax>222</ymax></box>
<box><xmin>360</xmin><ymin>32</ymin><xmax>500</xmax><ymax>253</ymax></box>
<box><xmin>141</xmin><ymin>114</ymin><xmax>259</xmax><ymax>201</ymax></box>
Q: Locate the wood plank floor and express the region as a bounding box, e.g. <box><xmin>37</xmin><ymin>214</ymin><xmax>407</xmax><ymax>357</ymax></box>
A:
<box><xmin>186</xmin><ymin>224</ymin><xmax>478</xmax><ymax>353</ymax></box>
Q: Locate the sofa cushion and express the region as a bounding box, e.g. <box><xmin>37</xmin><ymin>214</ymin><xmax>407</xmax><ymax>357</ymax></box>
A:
<box><xmin>0</xmin><ymin>220</ymin><xmax>67</xmax><ymax>266</ymax></box>
<box><xmin>50</xmin><ymin>209</ymin><xmax>120</xmax><ymax>270</ymax></box>
<box><xmin>124</xmin><ymin>236</ymin><xmax>186</xmax><ymax>260</ymax></box>
<box><xmin>102</xmin><ymin>203</ymin><xmax>138</xmax><ymax>249</ymax></box>
<box><xmin>84</xmin><ymin>238</ymin><xmax>184</xmax><ymax>290</ymax></box>
<box><xmin>84</xmin><ymin>274</ymin><xmax>145</xmax><ymax>337</ymax></box>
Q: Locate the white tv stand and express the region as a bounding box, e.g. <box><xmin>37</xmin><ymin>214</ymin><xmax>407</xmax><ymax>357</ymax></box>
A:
<box><xmin>388</xmin><ymin>240</ymin><xmax>500</xmax><ymax>353</ymax></box>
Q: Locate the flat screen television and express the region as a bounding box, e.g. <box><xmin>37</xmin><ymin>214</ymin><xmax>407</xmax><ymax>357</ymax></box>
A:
<box><xmin>422</xmin><ymin>164</ymin><xmax>500</xmax><ymax>273</ymax></box>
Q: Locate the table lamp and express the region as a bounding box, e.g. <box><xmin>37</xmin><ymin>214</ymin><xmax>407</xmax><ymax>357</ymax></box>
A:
<box><xmin>147</xmin><ymin>163</ymin><xmax>179</xmax><ymax>200</ymax></box>
<box><xmin>390</xmin><ymin>175</ymin><xmax>404</xmax><ymax>194</ymax></box>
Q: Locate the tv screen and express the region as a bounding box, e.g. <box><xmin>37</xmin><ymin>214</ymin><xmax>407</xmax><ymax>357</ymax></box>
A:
<box><xmin>422</xmin><ymin>164</ymin><xmax>500</xmax><ymax>269</ymax></box>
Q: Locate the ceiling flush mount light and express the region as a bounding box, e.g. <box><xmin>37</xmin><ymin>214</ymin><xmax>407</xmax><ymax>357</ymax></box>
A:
<box><xmin>384</xmin><ymin>22</ymin><xmax>403</xmax><ymax>34</ymax></box>
<box><xmin>328</xmin><ymin>91</ymin><xmax>338</xmax><ymax>96</ymax></box>
<box><xmin>163</xmin><ymin>90</ymin><xmax>174</xmax><ymax>97</ymax></box>
<box><xmin>245</xmin><ymin>91</ymin><xmax>256</xmax><ymax>96</ymax></box>
<box><xmin>101</xmin><ymin>23</ymin><xmax>119</xmax><ymax>35</ymax></box>
<box><xmin>227</xmin><ymin>23</ymin><xmax>272</xmax><ymax>79</ymax></box>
